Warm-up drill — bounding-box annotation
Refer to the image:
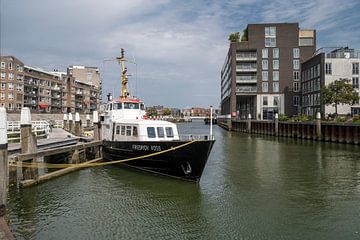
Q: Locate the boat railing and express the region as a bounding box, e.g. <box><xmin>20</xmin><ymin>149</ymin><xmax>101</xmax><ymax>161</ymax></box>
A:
<box><xmin>179</xmin><ymin>134</ymin><xmax>214</xmax><ymax>141</ymax></box>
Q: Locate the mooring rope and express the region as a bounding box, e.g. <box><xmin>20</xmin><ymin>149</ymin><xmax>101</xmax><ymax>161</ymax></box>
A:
<box><xmin>10</xmin><ymin>140</ymin><xmax>197</xmax><ymax>169</ymax></box>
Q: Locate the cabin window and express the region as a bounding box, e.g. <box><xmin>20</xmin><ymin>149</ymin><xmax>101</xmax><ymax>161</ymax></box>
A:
<box><xmin>165</xmin><ymin>127</ymin><xmax>174</xmax><ymax>138</ymax></box>
<box><xmin>147</xmin><ymin>127</ymin><xmax>156</xmax><ymax>138</ymax></box>
<box><xmin>140</xmin><ymin>104</ymin><xmax>145</xmax><ymax>110</ymax></box>
<box><xmin>157</xmin><ymin>127</ymin><xmax>165</xmax><ymax>138</ymax></box>
<box><xmin>133</xmin><ymin>127</ymin><xmax>138</xmax><ymax>136</ymax></box>
<box><xmin>114</xmin><ymin>103</ymin><xmax>122</xmax><ymax>109</ymax></box>
<box><xmin>126</xmin><ymin>126</ymin><xmax>132</xmax><ymax>136</ymax></box>
<box><xmin>121</xmin><ymin>126</ymin><xmax>125</xmax><ymax>135</ymax></box>
<box><xmin>116</xmin><ymin>126</ymin><xmax>120</xmax><ymax>135</ymax></box>
<box><xmin>124</xmin><ymin>102</ymin><xmax>139</xmax><ymax>109</ymax></box>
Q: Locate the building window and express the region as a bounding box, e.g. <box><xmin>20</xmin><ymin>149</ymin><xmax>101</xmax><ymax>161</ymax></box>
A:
<box><xmin>16</xmin><ymin>65</ymin><xmax>23</xmax><ymax>72</ymax></box>
<box><xmin>16</xmin><ymin>103</ymin><xmax>22</xmax><ymax>111</ymax></box>
<box><xmin>262</xmin><ymin>82</ymin><xmax>268</xmax><ymax>92</ymax></box>
<box><xmin>273</xmin><ymin>96</ymin><xmax>279</xmax><ymax>106</ymax></box>
<box><xmin>293</xmin><ymin>82</ymin><xmax>300</xmax><ymax>92</ymax></box>
<box><xmin>0</xmin><ymin>72</ymin><xmax>5</xmax><ymax>79</ymax></box>
<box><xmin>273</xmin><ymin>60</ymin><xmax>279</xmax><ymax>70</ymax></box>
<box><xmin>0</xmin><ymin>83</ymin><xmax>5</xmax><ymax>90</ymax></box>
<box><xmin>16</xmin><ymin>84</ymin><xmax>22</xmax><ymax>92</ymax></box>
<box><xmin>262</xmin><ymin>49</ymin><xmax>268</xmax><ymax>58</ymax></box>
<box><xmin>0</xmin><ymin>93</ymin><xmax>5</xmax><ymax>100</ymax></box>
<box><xmin>293</xmin><ymin>60</ymin><xmax>300</xmax><ymax>70</ymax></box>
<box><xmin>353</xmin><ymin>77</ymin><xmax>359</xmax><ymax>89</ymax></box>
<box><xmin>262</xmin><ymin>71</ymin><xmax>268</xmax><ymax>81</ymax></box>
<box><xmin>273</xmin><ymin>71</ymin><xmax>279</xmax><ymax>81</ymax></box>
<box><xmin>325</xmin><ymin>63</ymin><xmax>332</xmax><ymax>75</ymax></box>
<box><xmin>262</xmin><ymin>60</ymin><xmax>268</xmax><ymax>70</ymax></box>
<box><xmin>9</xmin><ymin>73</ymin><xmax>14</xmax><ymax>80</ymax></box>
<box><xmin>8</xmin><ymin>83</ymin><xmax>14</xmax><ymax>90</ymax></box>
<box><xmin>293</xmin><ymin>48</ymin><xmax>300</xmax><ymax>58</ymax></box>
<box><xmin>353</xmin><ymin>63</ymin><xmax>359</xmax><ymax>75</ymax></box>
<box><xmin>0</xmin><ymin>62</ymin><xmax>5</xmax><ymax>69</ymax></box>
<box><xmin>8</xmin><ymin>92</ymin><xmax>14</xmax><ymax>100</ymax></box>
<box><xmin>299</xmin><ymin>38</ymin><xmax>314</xmax><ymax>46</ymax></box>
<box><xmin>273</xmin><ymin>82</ymin><xmax>279</xmax><ymax>92</ymax></box>
<box><xmin>263</xmin><ymin>96</ymin><xmax>268</xmax><ymax>106</ymax></box>
<box><xmin>8</xmin><ymin>62</ymin><xmax>13</xmax><ymax>70</ymax></box>
<box><xmin>265</xmin><ymin>26</ymin><xmax>276</xmax><ymax>47</ymax></box>
<box><xmin>8</xmin><ymin>103</ymin><xmax>14</xmax><ymax>111</ymax></box>
<box><xmin>293</xmin><ymin>96</ymin><xmax>300</xmax><ymax>106</ymax></box>
<box><xmin>17</xmin><ymin>74</ymin><xmax>23</xmax><ymax>81</ymax></box>
<box><xmin>273</xmin><ymin>48</ymin><xmax>279</xmax><ymax>58</ymax></box>
<box><xmin>293</xmin><ymin>71</ymin><xmax>300</xmax><ymax>81</ymax></box>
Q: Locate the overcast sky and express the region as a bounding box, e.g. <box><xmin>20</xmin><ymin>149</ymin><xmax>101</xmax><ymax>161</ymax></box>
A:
<box><xmin>1</xmin><ymin>0</ymin><xmax>359</xmax><ymax>108</ymax></box>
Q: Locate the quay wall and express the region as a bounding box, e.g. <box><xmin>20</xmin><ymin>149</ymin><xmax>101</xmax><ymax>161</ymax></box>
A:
<box><xmin>218</xmin><ymin>119</ymin><xmax>360</xmax><ymax>145</ymax></box>
<box><xmin>7</xmin><ymin>113</ymin><xmax>90</xmax><ymax>123</ymax></box>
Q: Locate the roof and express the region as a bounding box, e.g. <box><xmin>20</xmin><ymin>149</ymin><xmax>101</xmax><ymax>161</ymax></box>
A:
<box><xmin>111</xmin><ymin>97</ymin><xmax>142</xmax><ymax>103</ymax></box>
<box><xmin>114</xmin><ymin>119</ymin><xmax>177</xmax><ymax>127</ymax></box>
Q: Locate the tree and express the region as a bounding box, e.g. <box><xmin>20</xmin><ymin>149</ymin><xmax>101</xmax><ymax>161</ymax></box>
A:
<box><xmin>228</xmin><ymin>32</ymin><xmax>240</xmax><ymax>42</ymax></box>
<box><xmin>147</xmin><ymin>107</ymin><xmax>157</xmax><ymax>117</ymax></box>
<box><xmin>163</xmin><ymin>108</ymin><xmax>172</xmax><ymax>116</ymax></box>
<box><xmin>321</xmin><ymin>78</ymin><xmax>359</xmax><ymax>116</ymax></box>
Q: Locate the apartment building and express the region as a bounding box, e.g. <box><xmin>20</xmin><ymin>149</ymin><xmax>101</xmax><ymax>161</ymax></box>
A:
<box><xmin>0</xmin><ymin>56</ymin><xmax>102</xmax><ymax>113</ymax></box>
<box><xmin>0</xmin><ymin>56</ymin><xmax>25</xmax><ymax>111</ymax></box>
<box><xmin>221</xmin><ymin>23</ymin><xmax>316</xmax><ymax>120</ymax></box>
<box><xmin>301</xmin><ymin>47</ymin><xmax>360</xmax><ymax>116</ymax></box>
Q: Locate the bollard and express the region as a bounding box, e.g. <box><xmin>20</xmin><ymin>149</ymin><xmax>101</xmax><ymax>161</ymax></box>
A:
<box><xmin>68</xmin><ymin>113</ymin><xmax>73</xmax><ymax>134</ymax></box>
<box><xmin>63</xmin><ymin>114</ymin><xmax>68</xmax><ymax>130</ymax></box>
<box><xmin>75</xmin><ymin>112</ymin><xmax>81</xmax><ymax>136</ymax></box>
<box><xmin>275</xmin><ymin>113</ymin><xmax>279</xmax><ymax>137</ymax></box>
<box><xmin>20</xmin><ymin>107</ymin><xmax>38</xmax><ymax>181</ymax></box>
<box><xmin>0</xmin><ymin>107</ymin><xmax>8</xmax><ymax>217</ymax></box>
<box><xmin>86</xmin><ymin>114</ymin><xmax>91</xmax><ymax>127</ymax></box>
<box><xmin>93</xmin><ymin>111</ymin><xmax>101</xmax><ymax>158</ymax></box>
<box><xmin>247</xmin><ymin>114</ymin><xmax>251</xmax><ymax>133</ymax></box>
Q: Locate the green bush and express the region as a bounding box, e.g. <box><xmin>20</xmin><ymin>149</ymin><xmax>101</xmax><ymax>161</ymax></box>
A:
<box><xmin>292</xmin><ymin>114</ymin><xmax>309</xmax><ymax>122</ymax></box>
<box><xmin>278</xmin><ymin>114</ymin><xmax>288</xmax><ymax>121</ymax></box>
<box><xmin>352</xmin><ymin>115</ymin><xmax>360</xmax><ymax>123</ymax></box>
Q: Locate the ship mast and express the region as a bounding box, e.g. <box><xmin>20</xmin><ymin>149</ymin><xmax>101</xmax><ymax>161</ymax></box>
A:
<box><xmin>116</xmin><ymin>48</ymin><xmax>129</xmax><ymax>98</ymax></box>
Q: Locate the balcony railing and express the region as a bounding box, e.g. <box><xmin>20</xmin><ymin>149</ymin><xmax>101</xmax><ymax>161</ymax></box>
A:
<box><xmin>236</xmin><ymin>75</ymin><xmax>257</xmax><ymax>83</ymax></box>
<box><xmin>236</xmin><ymin>52</ymin><xmax>257</xmax><ymax>61</ymax></box>
<box><xmin>236</xmin><ymin>86</ymin><xmax>257</xmax><ymax>93</ymax></box>
<box><xmin>236</xmin><ymin>64</ymin><xmax>257</xmax><ymax>72</ymax></box>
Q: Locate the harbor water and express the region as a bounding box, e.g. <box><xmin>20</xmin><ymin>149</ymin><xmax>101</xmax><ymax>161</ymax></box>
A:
<box><xmin>7</xmin><ymin>121</ymin><xmax>360</xmax><ymax>239</ymax></box>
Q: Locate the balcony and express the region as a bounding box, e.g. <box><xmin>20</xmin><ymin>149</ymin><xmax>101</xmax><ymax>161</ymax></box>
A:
<box><xmin>236</xmin><ymin>75</ymin><xmax>257</xmax><ymax>83</ymax></box>
<box><xmin>236</xmin><ymin>64</ymin><xmax>257</xmax><ymax>72</ymax></box>
<box><xmin>236</xmin><ymin>85</ymin><xmax>257</xmax><ymax>93</ymax></box>
<box><xmin>236</xmin><ymin>52</ymin><xmax>257</xmax><ymax>61</ymax></box>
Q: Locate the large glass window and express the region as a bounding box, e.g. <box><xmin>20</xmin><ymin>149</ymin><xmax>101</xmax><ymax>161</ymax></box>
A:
<box><xmin>353</xmin><ymin>77</ymin><xmax>359</xmax><ymax>89</ymax></box>
<box><xmin>157</xmin><ymin>127</ymin><xmax>165</xmax><ymax>138</ymax></box>
<box><xmin>273</xmin><ymin>48</ymin><xmax>279</xmax><ymax>58</ymax></box>
<box><xmin>293</xmin><ymin>96</ymin><xmax>300</xmax><ymax>106</ymax></box>
<box><xmin>124</xmin><ymin>102</ymin><xmax>139</xmax><ymax>109</ymax></box>
<box><xmin>114</xmin><ymin>103</ymin><xmax>122</xmax><ymax>109</ymax></box>
<box><xmin>133</xmin><ymin>127</ymin><xmax>138</xmax><ymax>136</ymax></box>
<box><xmin>299</xmin><ymin>38</ymin><xmax>314</xmax><ymax>46</ymax></box>
<box><xmin>121</xmin><ymin>126</ymin><xmax>125</xmax><ymax>135</ymax></box>
<box><xmin>116</xmin><ymin>126</ymin><xmax>120</xmax><ymax>135</ymax></box>
<box><xmin>126</xmin><ymin>126</ymin><xmax>132</xmax><ymax>136</ymax></box>
<box><xmin>353</xmin><ymin>63</ymin><xmax>359</xmax><ymax>75</ymax></box>
<box><xmin>262</xmin><ymin>82</ymin><xmax>268</xmax><ymax>92</ymax></box>
<box><xmin>147</xmin><ymin>127</ymin><xmax>156</xmax><ymax>138</ymax></box>
<box><xmin>273</xmin><ymin>60</ymin><xmax>279</xmax><ymax>70</ymax></box>
<box><xmin>263</xmin><ymin>96</ymin><xmax>268</xmax><ymax>106</ymax></box>
<box><xmin>273</xmin><ymin>96</ymin><xmax>279</xmax><ymax>106</ymax></box>
<box><xmin>293</xmin><ymin>60</ymin><xmax>300</xmax><ymax>70</ymax></box>
<box><xmin>262</xmin><ymin>71</ymin><xmax>268</xmax><ymax>81</ymax></box>
<box><xmin>293</xmin><ymin>71</ymin><xmax>300</xmax><ymax>81</ymax></box>
<box><xmin>262</xmin><ymin>60</ymin><xmax>268</xmax><ymax>70</ymax></box>
<box><xmin>293</xmin><ymin>82</ymin><xmax>300</xmax><ymax>92</ymax></box>
<box><xmin>273</xmin><ymin>82</ymin><xmax>279</xmax><ymax>92</ymax></box>
<box><xmin>273</xmin><ymin>71</ymin><xmax>279</xmax><ymax>81</ymax></box>
<box><xmin>325</xmin><ymin>63</ymin><xmax>332</xmax><ymax>75</ymax></box>
<box><xmin>265</xmin><ymin>27</ymin><xmax>276</xmax><ymax>47</ymax></box>
<box><xmin>293</xmin><ymin>48</ymin><xmax>300</xmax><ymax>58</ymax></box>
<box><xmin>262</xmin><ymin>49</ymin><xmax>268</xmax><ymax>58</ymax></box>
<box><xmin>165</xmin><ymin>127</ymin><xmax>174</xmax><ymax>138</ymax></box>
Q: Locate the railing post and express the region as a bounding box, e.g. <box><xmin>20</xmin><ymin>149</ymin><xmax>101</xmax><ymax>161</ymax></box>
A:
<box><xmin>86</xmin><ymin>114</ymin><xmax>91</xmax><ymax>127</ymax></box>
<box><xmin>0</xmin><ymin>107</ymin><xmax>8</xmax><ymax>217</ymax></box>
<box><xmin>274</xmin><ymin>113</ymin><xmax>279</xmax><ymax>137</ymax></box>
<box><xmin>75</xmin><ymin>112</ymin><xmax>81</xmax><ymax>136</ymax></box>
<box><xmin>68</xmin><ymin>113</ymin><xmax>73</xmax><ymax>134</ymax></box>
<box><xmin>316</xmin><ymin>112</ymin><xmax>321</xmax><ymax>140</ymax></box>
<box><xmin>63</xmin><ymin>114</ymin><xmax>68</xmax><ymax>130</ymax></box>
<box><xmin>20</xmin><ymin>107</ymin><xmax>38</xmax><ymax>181</ymax></box>
<box><xmin>247</xmin><ymin>114</ymin><xmax>251</xmax><ymax>133</ymax></box>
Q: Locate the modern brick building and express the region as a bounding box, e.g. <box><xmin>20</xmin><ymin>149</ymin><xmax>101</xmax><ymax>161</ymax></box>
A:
<box><xmin>221</xmin><ymin>23</ymin><xmax>316</xmax><ymax>120</ymax></box>
<box><xmin>0</xmin><ymin>56</ymin><xmax>102</xmax><ymax>113</ymax></box>
<box><xmin>301</xmin><ymin>47</ymin><xmax>360</xmax><ymax>117</ymax></box>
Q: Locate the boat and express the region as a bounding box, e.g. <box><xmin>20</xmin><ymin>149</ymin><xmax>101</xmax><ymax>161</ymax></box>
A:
<box><xmin>101</xmin><ymin>49</ymin><xmax>215</xmax><ymax>182</ymax></box>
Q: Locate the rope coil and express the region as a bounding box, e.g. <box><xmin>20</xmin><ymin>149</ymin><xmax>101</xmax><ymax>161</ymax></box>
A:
<box><xmin>10</xmin><ymin>141</ymin><xmax>196</xmax><ymax>169</ymax></box>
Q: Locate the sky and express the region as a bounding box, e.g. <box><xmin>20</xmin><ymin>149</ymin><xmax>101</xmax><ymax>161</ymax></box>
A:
<box><xmin>1</xmin><ymin>0</ymin><xmax>360</xmax><ymax>108</ymax></box>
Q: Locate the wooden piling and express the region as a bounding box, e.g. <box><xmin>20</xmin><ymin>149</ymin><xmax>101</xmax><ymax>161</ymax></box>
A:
<box><xmin>93</xmin><ymin>111</ymin><xmax>101</xmax><ymax>158</ymax></box>
<box><xmin>20</xmin><ymin>108</ymin><xmax>38</xmax><ymax>181</ymax></box>
<box><xmin>68</xmin><ymin>113</ymin><xmax>73</xmax><ymax>134</ymax></box>
<box><xmin>63</xmin><ymin>114</ymin><xmax>68</xmax><ymax>130</ymax></box>
<box><xmin>0</xmin><ymin>107</ymin><xmax>8</xmax><ymax>218</ymax></box>
<box><xmin>74</xmin><ymin>112</ymin><xmax>81</xmax><ymax>136</ymax></box>
<box><xmin>86</xmin><ymin>114</ymin><xmax>91</xmax><ymax>127</ymax></box>
<box><xmin>316</xmin><ymin>112</ymin><xmax>321</xmax><ymax>140</ymax></box>
<box><xmin>247</xmin><ymin>114</ymin><xmax>251</xmax><ymax>133</ymax></box>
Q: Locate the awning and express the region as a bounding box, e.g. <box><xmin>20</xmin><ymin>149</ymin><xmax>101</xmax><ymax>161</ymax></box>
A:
<box><xmin>39</xmin><ymin>103</ymin><xmax>47</xmax><ymax>109</ymax></box>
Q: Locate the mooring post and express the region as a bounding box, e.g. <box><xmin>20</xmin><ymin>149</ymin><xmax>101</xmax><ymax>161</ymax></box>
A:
<box><xmin>93</xmin><ymin>111</ymin><xmax>101</xmax><ymax>158</ymax></box>
<box><xmin>68</xmin><ymin>113</ymin><xmax>73</xmax><ymax>134</ymax></box>
<box><xmin>86</xmin><ymin>114</ymin><xmax>91</xmax><ymax>127</ymax></box>
<box><xmin>274</xmin><ymin>113</ymin><xmax>279</xmax><ymax>137</ymax></box>
<box><xmin>315</xmin><ymin>112</ymin><xmax>321</xmax><ymax>140</ymax></box>
<box><xmin>75</xmin><ymin>112</ymin><xmax>81</xmax><ymax>136</ymax></box>
<box><xmin>20</xmin><ymin>107</ymin><xmax>38</xmax><ymax>181</ymax></box>
<box><xmin>63</xmin><ymin>113</ymin><xmax>68</xmax><ymax>130</ymax></box>
<box><xmin>0</xmin><ymin>107</ymin><xmax>8</xmax><ymax>217</ymax></box>
<box><xmin>247</xmin><ymin>114</ymin><xmax>251</xmax><ymax>133</ymax></box>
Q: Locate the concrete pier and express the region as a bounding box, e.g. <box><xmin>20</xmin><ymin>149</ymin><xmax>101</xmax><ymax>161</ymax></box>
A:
<box><xmin>68</xmin><ymin>113</ymin><xmax>73</xmax><ymax>134</ymax></box>
<box><xmin>86</xmin><ymin>114</ymin><xmax>91</xmax><ymax>127</ymax></box>
<box><xmin>63</xmin><ymin>114</ymin><xmax>68</xmax><ymax>130</ymax></box>
<box><xmin>74</xmin><ymin>112</ymin><xmax>81</xmax><ymax>136</ymax></box>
